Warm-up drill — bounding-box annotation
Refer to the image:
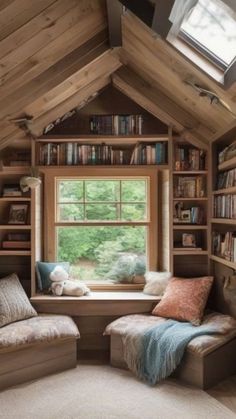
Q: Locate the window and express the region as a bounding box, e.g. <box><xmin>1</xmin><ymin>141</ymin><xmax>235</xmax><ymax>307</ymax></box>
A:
<box><xmin>44</xmin><ymin>168</ymin><xmax>158</xmax><ymax>288</ymax></box>
<box><xmin>180</xmin><ymin>0</ymin><xmax>236</xmax><ymax>70</ymax></box>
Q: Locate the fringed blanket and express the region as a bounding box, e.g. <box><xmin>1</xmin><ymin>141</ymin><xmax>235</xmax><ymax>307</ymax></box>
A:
<box><xmin>123</xmin><ymin>319</ymin><xmax>219</xmax><ymax>385</ymax></box>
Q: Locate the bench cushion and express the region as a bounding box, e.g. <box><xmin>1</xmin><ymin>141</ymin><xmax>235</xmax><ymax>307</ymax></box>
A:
<box><xmin>0</xmin><ymin>314</ymin><xmax>79</xmax><ymax>354</ymax></box>
<box><xmin>104</xmin><ymin>312</ymin><xmax>236</xmax><ymax>357</ymax></box>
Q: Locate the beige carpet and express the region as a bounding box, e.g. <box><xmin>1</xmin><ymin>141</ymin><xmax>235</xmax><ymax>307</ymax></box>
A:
<box><xmin>0</xmin><ymin>364</ymin><xmax>235</xmax><ymax>419</ymax></box>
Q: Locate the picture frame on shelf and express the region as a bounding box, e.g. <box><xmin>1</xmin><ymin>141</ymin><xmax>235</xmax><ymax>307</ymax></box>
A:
<box><xmin>182</xmin><ymin>233</ymin><xmax>196</xmax><ymax>247</ymax></box>
<box><xmin>180</xmin><ymin>209</ymin><xmax>191</xmax><ymax>223</ymax></box>
<box><xmin>8</xmin><ymin>204</ymin><xmax>28</xmax><ymax>225</ymax></box>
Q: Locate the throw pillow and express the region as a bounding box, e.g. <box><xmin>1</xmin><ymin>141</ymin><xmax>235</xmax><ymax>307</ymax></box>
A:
<box><xmin>143</xmin><ymin>271</ymin><xmax>172</xmax><ymax>295</ymax></box>
<box><xmin>36</xmin><ymin>261</ymin><xmax>70</xmax><ymax>291</ymax></box>
<box><xmin>0</xmin><ymin>273</ymin><xmax>37</xmax><ymax>328</ymax></box>
<box><xmin>152</xmin><ymin>276</ymin><xmax>214</xmax><ymax>326</ymax></box>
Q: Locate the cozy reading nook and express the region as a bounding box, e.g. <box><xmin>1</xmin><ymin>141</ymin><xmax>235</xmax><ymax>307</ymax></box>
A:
<box><xmin>0</xmin><ymin>1</ymin><xmax>236</xmax><ymax>418</ymax></box>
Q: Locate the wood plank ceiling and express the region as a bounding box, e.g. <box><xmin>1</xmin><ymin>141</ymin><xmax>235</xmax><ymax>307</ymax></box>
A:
<box><xmin>0</xmin><ymin>0</ymin><xmax>235</xmax><ymax>150</ymax></box>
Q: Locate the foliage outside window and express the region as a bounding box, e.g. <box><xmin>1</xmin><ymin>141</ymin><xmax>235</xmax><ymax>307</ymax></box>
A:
<box><xmin>55</xmin><ymin>178</ymin><xmax>150</xmax><ymax>285</ymax></box>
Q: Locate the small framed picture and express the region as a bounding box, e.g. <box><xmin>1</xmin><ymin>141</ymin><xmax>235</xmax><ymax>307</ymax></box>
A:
<box><xmin>181</xmin><ymin>209</ymin><xmax>191</xmax><ymax>223</ymax></box>
<box><xmin>8</xmin><ymin>204</ymin><xmax>28</xmax><ymax>225</ymax></box>
<box><xmin>182</xmin><ymin>233</ymin><xmax>196</xmax><ymax>247</ymax></box>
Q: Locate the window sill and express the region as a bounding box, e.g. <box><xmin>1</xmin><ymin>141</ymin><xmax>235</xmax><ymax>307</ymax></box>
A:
<box><xmin>31</xmin><ymin>291</ymin><xmax>161</xmax><ymax>316</ymax></box>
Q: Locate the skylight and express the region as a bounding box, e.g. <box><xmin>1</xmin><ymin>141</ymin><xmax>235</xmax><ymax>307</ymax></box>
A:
<box><xmin>181</xmin><ymin>0</ymin><xmax>236</xmax><ymax>68</ymax></box>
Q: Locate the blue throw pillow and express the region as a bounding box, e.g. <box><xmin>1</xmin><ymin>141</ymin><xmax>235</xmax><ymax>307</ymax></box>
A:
<box><xmin>36</xmin><ymin>261</ymin><xmax>70</xmax><ymax>292</ymax></box>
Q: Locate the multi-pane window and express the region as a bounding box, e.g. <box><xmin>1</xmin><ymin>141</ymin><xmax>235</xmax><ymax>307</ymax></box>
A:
<box><xmin>55</xmin><ymin>178</ymin><xmax>150</xmax><ymax>284</ymax></box>
<box><xmin>180</xmin><ymin>0</ymin><xmax>236</xmax><ymax>69</ymax></box>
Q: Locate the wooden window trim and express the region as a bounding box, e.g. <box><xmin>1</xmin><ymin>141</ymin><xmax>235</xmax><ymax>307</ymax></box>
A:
<box><xmin>44</xmin><ymin>166</ymin><xmax>158</xmax><ymax>290</ymax></box>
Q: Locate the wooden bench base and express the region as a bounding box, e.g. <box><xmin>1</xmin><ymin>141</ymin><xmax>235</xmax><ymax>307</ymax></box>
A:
<box><xmin>110</xmin><ymin>335</ymin><xmax>236</xmax><ymax>389</ymax></box>
<box><xmin>0</xmin><ymin>338</ymin><xmax>77</xmax><ymax>391</ymax></box>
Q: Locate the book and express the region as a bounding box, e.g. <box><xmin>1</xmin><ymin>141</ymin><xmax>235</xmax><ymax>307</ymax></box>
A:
<box><xmin>2</xmin><ymin>184</ymin><xmax>22</xmax><ymax>197</ymax></box>
<box><xmin>2</xmin><ymin>241</ymin><xmax>31</xmax><ymax>249</ymax></box>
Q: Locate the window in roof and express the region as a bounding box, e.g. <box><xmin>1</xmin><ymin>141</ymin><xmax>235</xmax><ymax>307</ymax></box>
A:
<box><xmin>180</xmin><ymin>0</ymin><xmax>236</xmax><ymax>70</ymax></box>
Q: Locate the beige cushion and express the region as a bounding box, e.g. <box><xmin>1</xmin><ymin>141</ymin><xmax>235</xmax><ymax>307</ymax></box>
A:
<box><xmin>0</xmin><ymin>273</ymin><xmax>37</xmax><ymax>328</ymax></box>
<box><xmin>152</xmin><ymin>276</ymin><xmax>214</xmax><ymax>325</ymax></box>
<box><xmin>104</xmin><ymin>312</ymin><xmax>236</xmax><ymax>357</ymax></box>
<box><xmin>0</xmin><ymin>314</ymin><xmax>80</xmax><ymax>353</ymax></box>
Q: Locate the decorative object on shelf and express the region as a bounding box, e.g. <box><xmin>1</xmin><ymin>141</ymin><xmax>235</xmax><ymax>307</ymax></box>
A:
<box><xmin>8</xmin><ymin>204</ymin><xmax>28</xmax><ymax>225</ymax></box>
<box><xmin>20</xmin><ymin>167</ymin><xmax>41</xmax><ymax>192</ymax></box>
<box><xmin>174</xmin><ymin>202</ymin><xmax>205</xmax><ymax>224</ymax></box>
<box><xmin>182</xmin><ymin>233</ymin><xmax>197</xmax><ymax>247</ymax></box>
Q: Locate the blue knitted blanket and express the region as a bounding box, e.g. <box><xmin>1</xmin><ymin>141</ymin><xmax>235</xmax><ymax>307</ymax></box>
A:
<box><xmin>123</xmin><ymin>319</ymin><xmax>219</xmax><ymax>385</ymax></box>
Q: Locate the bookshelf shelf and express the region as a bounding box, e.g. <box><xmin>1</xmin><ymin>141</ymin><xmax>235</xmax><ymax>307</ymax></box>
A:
<box><xmin>173</xmin><ymin>197</ymin><xmax>208</xmax><ymax>201</ymax></box>
<box><xmin>212</xmin><ymin>186</ymin><xmax>236</xmax><ymax>195</ymax></box>
<box><xmin>0</xmin><ymin>166</ymin><xmax>31</xmax><ymax>175</ymax></box>
<box><xmin>173</xmin><ymin>250</ymin><xmax>208</xmax><ymax>256</ymax></box>
<box><xmin>210</xmin><ymin>218</ymin><xmax>236</xmax><ymax>225</ymax></box>
<box><xmin>37</xmin><ymin>164</ymin><xmax>169</xmax><ymax>170</ymax></box>
<box><xmin>173</xmin><ymin>171</ymin><xmax>207</xmax><ymax>175</ymax></box>
<box><xmin>218</xmin><ymin>156</ymin><xmax>236</xmax><ymax>171</ymax></box>
<box><xmin>0</xmin><ymin>197</ymin><xmax>31</xmax><ymax>202</ymax></box>
<box><xmin>38</xmin><ymin>135</ymin><xmax>169</xmax><ymax>144</ymax></box>
<box><xmin>173</xmin><ymin>225</ymin><xmax>207</xmax><ymax>230</ymax></box>
<box><xmin>0</xmin><ymin>250</ymin><xmax>31</xmax><ymax>256</ymax></box>
<box><xmin>210</xmin><ymin>255</ymin><xmax>236</xmax><ymax>270</ymax></box>
<box><xmin>0</xmin><ymin>225</ymin><xmax>31</xmax><ymax>230</ymax></box>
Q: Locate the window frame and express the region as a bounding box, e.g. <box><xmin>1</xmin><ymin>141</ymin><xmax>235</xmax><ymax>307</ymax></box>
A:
<box><xmin>43</xmin><ymin>167</ymin><xmax>158</xmax><ymax>290</ymax></box>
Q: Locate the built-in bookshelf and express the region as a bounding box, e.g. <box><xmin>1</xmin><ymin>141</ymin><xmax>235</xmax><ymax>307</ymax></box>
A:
<box><xmin>34</xmin><ymin>135</ymin><xmax>169</xmax><ymax>167</ymax></box>
<box><xmin>0</xmin><ymin>170</ymin><xmax>41</xmax><ymax>296</ymax></box>
<box><xmin>210</xmin><ymin>127</ymin><xmax>236</xmax><ymax>271</ymax></box>
<box><xmin>170</xmin><ymin>138</ymin><xmax>209</xmax><ymax>276</ymax></box>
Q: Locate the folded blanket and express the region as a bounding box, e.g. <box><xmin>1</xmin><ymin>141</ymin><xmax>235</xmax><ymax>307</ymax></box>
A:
<box><xmin>123</xmin><ymin>319</ymin><xmax>219</xmax><ymax>385</ymax></box>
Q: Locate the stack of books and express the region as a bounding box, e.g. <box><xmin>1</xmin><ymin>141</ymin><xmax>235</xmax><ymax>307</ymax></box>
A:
<box><xmin>2</xmin><ymin>233</ymin><xmax>30</xmax><ymax>250</ymax></box>
<box><xmin>2</xmin><ymin>184</ymin><xmax>22</xmax><ymax>197</ymax></box>
<box><xmin>212</xmin><ymin>231</ymin><xmax>236</xmax><ymax>262</ymax></box>
<box><xmin>174</xmin><ymin>176</ymin><xmax>206</xmax><ymax>198</ymax></box>
<box><xmin>216</xmin><ymin>168</ymin><xmax>236</xmax><ymax>189</ymax></box>
<box><xmin>214</xmin><ymin>195</ymin><xmax>236</xmax><ymax>219</ymax></box>
<box><xmin>174</xmin><ymin>145</ymin><xmax>206</xmax><ymax>171</ymax></box>
<box><xmin>130</xmin><ymin>142</ymin><xmax>167</xmax><ymax>165</ymax></box>
<box><xmin>218</xmin><ymin>141</ymin><xmax>236</xmax><ymax>164</ymax></box>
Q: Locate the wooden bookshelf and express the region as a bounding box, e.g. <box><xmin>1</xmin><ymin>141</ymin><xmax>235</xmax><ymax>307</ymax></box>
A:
<box><xmin>218</xmin><ymin>156</ymin><xmax>236</xmax><ymax>171</ymax></box>
<box><xmin>170</xmin><ymin>137</ymin><xmax>209</xmax><ymax>276</ymax></box>
<box><xmin>212</xmin><ymin>186</ymin><xmax>236</xmax><ymax>195</ymax></box>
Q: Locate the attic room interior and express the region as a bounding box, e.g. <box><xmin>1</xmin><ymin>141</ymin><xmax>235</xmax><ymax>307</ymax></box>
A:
<box><xmin>0</xmin><ymin>0</ymin><xmax>236</xmax><ymax>417</ymax></box>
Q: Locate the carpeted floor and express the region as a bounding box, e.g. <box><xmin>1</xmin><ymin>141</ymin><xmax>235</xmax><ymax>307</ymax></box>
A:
<box><xmin>0</xmin><ymin>364</ymin><xmax>235</xmax><ymax>419</ymax></box>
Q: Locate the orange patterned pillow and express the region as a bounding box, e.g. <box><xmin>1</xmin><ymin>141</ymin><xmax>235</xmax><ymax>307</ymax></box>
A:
<box><xmin>152</xmin><ymin>276</ymin><xmax>214</xmax><ymax>326</ymax></box>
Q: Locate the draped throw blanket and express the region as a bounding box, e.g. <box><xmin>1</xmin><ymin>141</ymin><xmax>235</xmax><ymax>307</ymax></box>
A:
<box><xmin>123</xmin><ymin>319</ymin><xmax>219</xmax><ymax>385</ymax></box>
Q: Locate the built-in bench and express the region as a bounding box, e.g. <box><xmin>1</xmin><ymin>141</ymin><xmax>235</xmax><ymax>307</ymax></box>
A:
<box><xmin>104</xmin><ymin>312</ymin><xmax>236</xmax><ymax>389</ymax></box>
<box><xmin>0</xmin><ymin>314</ymin><xmax>79</xmax><ymax>391</ymax></box>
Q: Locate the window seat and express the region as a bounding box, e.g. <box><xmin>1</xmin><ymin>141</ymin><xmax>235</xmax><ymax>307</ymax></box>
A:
<box><xmin>31</xmin><ymin>292</ymin><xmax>161</xmax><ymax>316</ymax></box>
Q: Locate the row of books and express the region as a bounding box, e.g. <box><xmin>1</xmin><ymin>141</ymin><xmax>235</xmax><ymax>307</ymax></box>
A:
<box><xmin>89</xmin><ymin>114</ymin><xmax>143</xmax><ymax>135</ymax></box>
<box><xmin>174</xmin><ymin>145</ymin><xmax>206</xmax><ymax>171</ymax></box>
<box><xmin>214</xmin><ymin>195</ymin><xmax>236</xmax><ymax>219</ymax></box>
<box><xmin>174</xmin><ymin>176</ymin><xmax>206</xmax><ymax>198</ymax></box>
<box><xmin>216</xmin><ymin>168</ymin><xmax>236</xmax><ymax>190</ymax></box>
<box><xmin>130</xmin><ymin>142</ymin><xmax>167</xmax><ymax>165</ymax></box>
<box><xmin>37</xmin><ymin>142</ymin><xmax>167</xmax><ymax>166</ymax></box>
<box><xmin>212</xmin><ymin>231</ymin><xmax>236</xmax><ymax>262</ymax></box>
<box><xmin>218</xmin><ymin>141</ymin><xmax>236</xmax><ymax>164</ymax></box>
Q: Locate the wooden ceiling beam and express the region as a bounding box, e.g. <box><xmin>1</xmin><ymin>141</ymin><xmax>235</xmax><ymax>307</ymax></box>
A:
<box><xmin>112</xmin><ymin>66</ymin><xmax>208</xmax><ymax>148</ymax></box>
<box><xmin>0</xmin><ymin>5</ymin><xmax>106</xmax><ymax>99</ymax></box>
<box><xmin>30</xmin><ymin>76</ymin><xmax>111</xmax><ymax>137</ymax></box>
<box><xmin>119</xmin><ymin>0</ymin><xmax>154</xmax><ymax>27</ymax></box>
<box><xmin>106</xmin><ymin>0</ymin><xmax>123</xmax><ymax>47</ymax></box>
<box><xmin>0</xmin><ymin>0</ymin><xmax>56</xmax><ymax>41</ymax></box>
<box><xmin>152</xmin><ymin>0</ymin><xmax>174</xmax><ymax>38</ymax></box>
<box><xmin>0</xmin><ymin>33</ymin><xmax>109</xmax><ymax>123</ymax></box>
<box><xmin>24</xmin><ymin>49</ymin><xmax>121</xmax><ymax>119</ymax></box>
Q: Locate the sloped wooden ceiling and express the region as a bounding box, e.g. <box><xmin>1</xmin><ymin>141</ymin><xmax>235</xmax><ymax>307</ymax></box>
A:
<box><xmin>0</xmin><ymin>0</ymin><xmax>235</xmax><ymax>149</ymax></box>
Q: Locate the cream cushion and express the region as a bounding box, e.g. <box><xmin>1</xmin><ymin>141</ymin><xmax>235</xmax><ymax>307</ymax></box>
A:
<box><xmin>0</xmin><ymin>273</ymin><xmax>37</xmax><ymax>328</ymax></box>
<box><xmin>0</xmin><ymin>314</ymin><xmax>80</xmax><ymax>354</ymax></box>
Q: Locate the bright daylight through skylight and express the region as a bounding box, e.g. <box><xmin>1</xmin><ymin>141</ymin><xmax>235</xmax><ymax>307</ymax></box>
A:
<box><xmin>181</xmin><ymin>0</ymin><xmax>236</xmax><ymax>66</ymax></box>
